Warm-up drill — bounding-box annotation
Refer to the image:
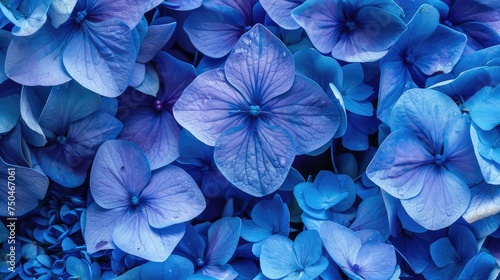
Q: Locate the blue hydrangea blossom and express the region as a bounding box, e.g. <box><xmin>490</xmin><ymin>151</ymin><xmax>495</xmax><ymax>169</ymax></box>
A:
<box><xmin>174</xmin><ymin>24</ymin><xmax>340</xmax><ymax>196</ymax></box>
<box><xmin>84</xmin><ymin>140</ymin><xmax>206</xmax><ymax>261</ymax></box>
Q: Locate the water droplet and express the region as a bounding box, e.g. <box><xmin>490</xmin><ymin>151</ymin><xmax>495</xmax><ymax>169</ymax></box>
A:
<box><xmin>203</xmin><ymin>99</ymin><xmax>207</xmax><ymax>103</ymax></box>
<box><xmin>173</xmin><ymin>215</ymin><xmax>179</xmax><ymax>219</ymax></box>
<box><xmin>282</xmin><ymin>51</ymin><xmax>287</xmax><ymax>57</ymax></box>
<box><xmin>397</xmin><ymin>188</ymin><xmax>404</xmax><ymax>197</ymax></box>
<box><xmin>279</xmin><ymin>157</ymin><xmax>286</xmax><ymax>167</ymax></box>
<box><xmin>455</xmin><ymin>127</ymin><xmax>461</xmax><ymax>133</ymax></box>
<box><xmin>453</xmin><ymin>111</ymin><xmax>458</xmax><ymax>117</ymax></box>
<box><xmin>168</xmin><ymin>269</ymin><xmax>172</xmax><ymax>273</ymax></box>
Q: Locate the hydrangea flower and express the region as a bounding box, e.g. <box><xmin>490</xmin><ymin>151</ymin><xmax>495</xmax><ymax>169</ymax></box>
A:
<box><xmin>294</xmin><ymin>170</ymin><xmax>355</xmax><ymax>220</ymax></box>
<box><xmin>31</xmin><ymin>81</ymin><xmax>122</xmax><ymax>187</ymax></box>
<box><xmin>174</xmin><ymin>217</ymin><xmax>242</xmax><ymax>279</ymax></box>
<box><xmin>377</xmin><ymin>4</ymin><xmax>467</xmax><ymax>123</ymax></box>
<box><xmin>291</xmin><ymin>0</ymin><xmax>406</xmax><ymax>62</ymax></box>
<box><xmin>260</xmin><ymin>230</ymin><xmax>328</xmax><ymax>280</ymax></box>
<box><xmin>241</xmin><ymin>194</ymin><xmax>290</xmax><ymax>256</ymax></box>
<box><xmin>118</xmin><ymin>52</ymin><xmax>196</xmax><ymax>170</ymax></box>
<box><xmin>174</xmin><ymin>24</ymin><xmax>339</xmax><ymax>197</ymax></box>
<box><xmin>320</xmin><ymin>221</ymin><xmax>397</xmax><ymax>280</ymax></box>
<box><xmin>0</xmin><ymin>0</ymin><xmax>51</xmax><ymax>36</ymax></box>
<box><xmin>367</xmin><ymin>88</ymin><xmax>483</xmax><ymax>230</ymax></box>
<box><xmin>84</xmin><ymin>140</ymin><xmax>206</xmax><ymax>261</ymax></box>
<box><xmin>5</xmin><ymin>0</ymin><xmax>162</xmax><ymax>97</ymax></box>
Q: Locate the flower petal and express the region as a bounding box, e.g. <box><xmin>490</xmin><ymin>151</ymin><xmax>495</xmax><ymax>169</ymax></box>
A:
<box><xmin>260</xmin><ymin>235</ymin><xmax>298</xmax><ymax>279</ymax></box>
<box><xmin>225</xmin><ymin>24</ymin><xmax>295</xmax><ymax>104</ymax></box>
<box><xmin>320</xmin><ymin>221</ymin><xmax>360</xmax><ymax>270</ymax></box>
<box><xmin>206</xmin><ymin>217</ymin><xmax>241</xmax><ymax>266</ymax></box>
<box><xmin>264</xmin><ymin>75</ymin><xmax>339</xmax><ymax>154</ymax></box>
<box><xmin>173</xmin><ymin>69</ymin><xmax>249</xmax><ymax>146</ymax></box>
<box><xmin>63</xmin><ymin>20</ymin><xmax>136</xmax><ymax>97</ymax></box>
<box><xmin>260</xmin><ymin>0</ymin><xmax>304</xmax><ymax>30</ymax></box>
<box><xmin>113</xmin><ymin>211</ymin><xmax>185</xmax><ymax>262</ymax></box>
<box><xmin>90</xmin><ymin>140</ymin><xmax>151</xmax><ymax>209</ymax></box>
<box><xmin>83</xmin><ymin>203</ymin><xmax>125</xmax><ymax>254</ymax></box>
<box><xmin>366</xmin><ymin>129</ymin><xmax>433</xmax><ymax>199</ymax></box>
<box><xmin>356</xmin><ymin>242</ymin><xmax>397</xmax><ymax>280</ymax></box>
<box><xmin>141</xmin><ymin>165</ymin><xmax>206</xmax><ymax>229</ymax></box>
<box><xmin>401</xmin><ymin>169</ymin><xmax>471</xmax><ymax>230</ymax></box>
<box><xmin>214</xmin><ymin>122</ymin><xmax>295</xmax><ymax>197</ymax></box>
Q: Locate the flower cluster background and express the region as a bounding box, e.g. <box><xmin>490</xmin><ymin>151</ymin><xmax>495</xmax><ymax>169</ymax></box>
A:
<box><xmin>0</xmin><ymin>0</ymin><xmax>499</xmax><ymax>279</ymax></box>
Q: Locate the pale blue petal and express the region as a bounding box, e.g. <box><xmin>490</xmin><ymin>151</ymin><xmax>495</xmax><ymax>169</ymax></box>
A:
<box><xmin>113</xmin><ymin>211</ymin><xmax>185</xmax><ymax>262</ymax></box>
<box><xmin>294</xmin><ymin>230</ymin><xmax>323</xmax><ymax>268</ymax></box>
<box><xmin>86</xmin><ymin>0</ymin><xmax>163</xmax><ymax>29</ymax></box>
<box><xmin>0</xmin><ymin>93</ymin><xmax>20</xmax><ymax>134</ymax></box>
<box><xmin>90</xmin><ymin>140</ymin><xmax>151</xmax><ymax>209</ymax></box>
<box><xmin>19</xmin><ymin>86</ymin><xmax>49</xmax><ymax>146</ymax></box>
<box><xmin>8</xmin><ymin>0</ymin><xmax>51</xmax><ymax>36</ymax></box>
<box><xmin>140</xmin><ymin>255</ymin><xmax>194</xmax><ymax>279</ymax></box>
<box><xmin>134</xmin><ymin>63</ymin><xmax>160</xmax><ymax>96</ymax></box>
<box><xmin>163</xmin><ymin>0</ymin><xmax>203</xmax><ymax>11</ymax></box>
<box><xmin>293</xmin><ymin>48</ymin><xmax>343</xmax><ymax>93</ymax></box>
<box><xmin>83</xmin><ymin>203</ymin><xmax>123</xmax><ymax>254</ymax></box>
<box><xmin>214</xmin><ymin>122</ymin><xmax>295</xmax><ymax>197</ymax></box>
<box><xmin>199</xmin><ymin>264</ymin><xmax>238</xmax><ymax>280</ymax></box>
<box><xmin>356</xmin><ymin>242</ymin><xmax>397</xmax><ymax>280</ymax></box>
<box><xmin>48</xmin><ymin>0</ymin><xmax>77</xmax><ymax>28</ymax></box>
<box><xmin>430</xmin><ymin>238</ymin><xmax>460</xmax><ymax>267</ymax></box>
<box><xmin>463</xmin><ymin>181</ymin><xmax>500</xmax><ymax>223</ymax></box>
<box><xmin>349</xmin><ymin>195</ymin><xmax>389</xmax><ymax>240</ymax></box>
<box><xmin>464</xmin><ymin>85</ymin><xmax>500</xmax><ymax>131</ymax></box>
<box><xmin>141</xmin><ymin>165</ymin><xmax>206</xmax><ymax>228</ymax></box>
<box><xmin>260</xmin><ymin>235</ymin><xmax>298</xmax><ymax>279</ymax></box>
<box><xmin>137</xmin><ymin>19</ymin><xmax>176</xmax><ymax>63</ymax></box>
<box><xmin>320</xmin><ymin>221</ymin><xmax>360</xmax><ymax>270</ymax></box>
<box><xmin>401</xmin><ymin>169</ymin><xmax>470</xmax><ymax>230</ymax></box>
<box><xmin>458</xmin><ymin>252</ymin><xmax>496</xmax><ymax>280</ymax></box>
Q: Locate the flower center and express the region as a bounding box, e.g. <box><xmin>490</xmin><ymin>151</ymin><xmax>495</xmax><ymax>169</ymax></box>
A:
<box><xmin>154</xmin><ymin>100</ymin><xmax>163</xmax><ymax>111</ymax></box>
<box><xmin>75</xmin><ymin>10</ymin><xmax>87</xmax><ymax>24</ymax></box>
<box><xmin>244</xmin><ymin>25</ymin><xmax>252</xmax><ymax>31</ymax></box>
<box><xmin>56</xmin><ymin>135</ymin><xmax>67</xmax><ymax>145</ymax></box>
<box><xmin>131</xmin><ymin>196</ymin><xmax>140</xmax><ymax>205</ymax></box>
<box><xmin>345</xmin><ymin>20</ymin><xmax>357</xmax><ymax>31</ymax></box>
<box><xmin>295</xmin><ymin>265</ymin><xmax>304</xmax><ymax>272</ymax></box>
<box><xmin>196</xmin><ymin>258</ymin><xmax>204</xmax><ymax>267</ymax></box>
<box><xmin>444</xmin><ymin>20</ymin><xmax>453</xmax><ymax>27</ymax></box>
<box><xmin>434</xmin><ymin>154</ymin><xmax>445</xmax><ymax>166</ymax></box>
<box><xmin>405</xmin><ymin>53</ymin><xmax>415</xmax><ymax>64</ymax></box>
<box><xmin>352</xmin><ymin>264</ymin><xmax>360</xmax><ymax>272</ymax></box>
<box><xmin>249</xmin><ymin>105</ymin><xmax>261</xmax><ymax>116</ymax></box>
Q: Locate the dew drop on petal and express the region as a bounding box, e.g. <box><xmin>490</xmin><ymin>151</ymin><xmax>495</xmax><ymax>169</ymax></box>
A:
<box><xmin>397</xmin><ymin>188</ymin><xmax>404</xmax><ymax>197</ymax></box>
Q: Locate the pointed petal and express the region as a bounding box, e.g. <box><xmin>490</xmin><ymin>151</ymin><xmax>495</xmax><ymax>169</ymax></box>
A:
<box><xmin>90</xmin><ymin>140</ymin><xmax>151</xmax><ymax>209</ymax></box>
<box><xmin>225</xmin><ymin>24</ymin><xmax>295</xmax><ymax>104</ymax></box>
<box><xmin>63</xmin><ymin>20</ymin><xmax>136</xmax><ymax>97</ymax></box>
<box><xmin>260</xmin><ymin>235</ymin><xmax>298</xmax><ymax>279</ymax></box>
<box><xmin>241</xmin><ymin>220</ymin><xmax>271</xmax><ymax>243</ymax></box>
<box><xmin>137</xmin><ymin>21</ymin><xmax>177</xmax><ymax>63</ymax></box>
<box><xmin>401</xmin><ymin>169</ymin><xmax>471</xmax><ymax>230</ymax></box>
<box><xmin>320</xmin><ymin>221</ymin><xmax>360</xmax><ymax>270</ymax></box>
<box><xmin>430</xmin><ymin>238</ymin><xmax>460</xmax><ymax>267</ymax></box>
<box><xmin>141</xmin><ymin>165</ymin><xmax>206</xmax><ymax>229</ymax></box>
<box><xmin>113</xmin><ymin>211</ymin><xmax>185</xmax><ymax>262</ymax></box>
<box><xmin>264</xmin><ymin>75</ymin><xmax>339</xmax><ymax>154</ymax></box>
<box><xmin>366</xmin><ymin>130</ymin><xmax>433</xmax><ymax>199</ymax></box>
<box><xmin>349</xmin><ymin>195</ymin><xmax>389</xmax><ymax>240</ymax></box>
<box><xmin>214</xmin><ymin>122</ymin><xmax>295</xmax><ymax>197</ymax></box>
<box><xmin>5</xmin><ymin>23</ymin><xmax>72</xmax><ymax>86</ymax></box>
<box><xmin>20</xmin><ymin>86</ymin><xmax>50</xmax><ymax>146</ymax></box>
<box><xmin>173</xmin><ymin>69</ymin><xmax>249</xmax><ymax>146</ymax></box>
<box><xmin>206</xmin><ymin>217</ymin><xmax>241</xmax><ymax>265</ymax></box>
<box><xmin>174</xmin><ymin>223</ymin><xmax>205</xmax><ymax>260</ymax></box>
<box><xmin>83</xmin><ymin>203</ymin><xmax>125</xmax><ymax>254</ymax></box>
